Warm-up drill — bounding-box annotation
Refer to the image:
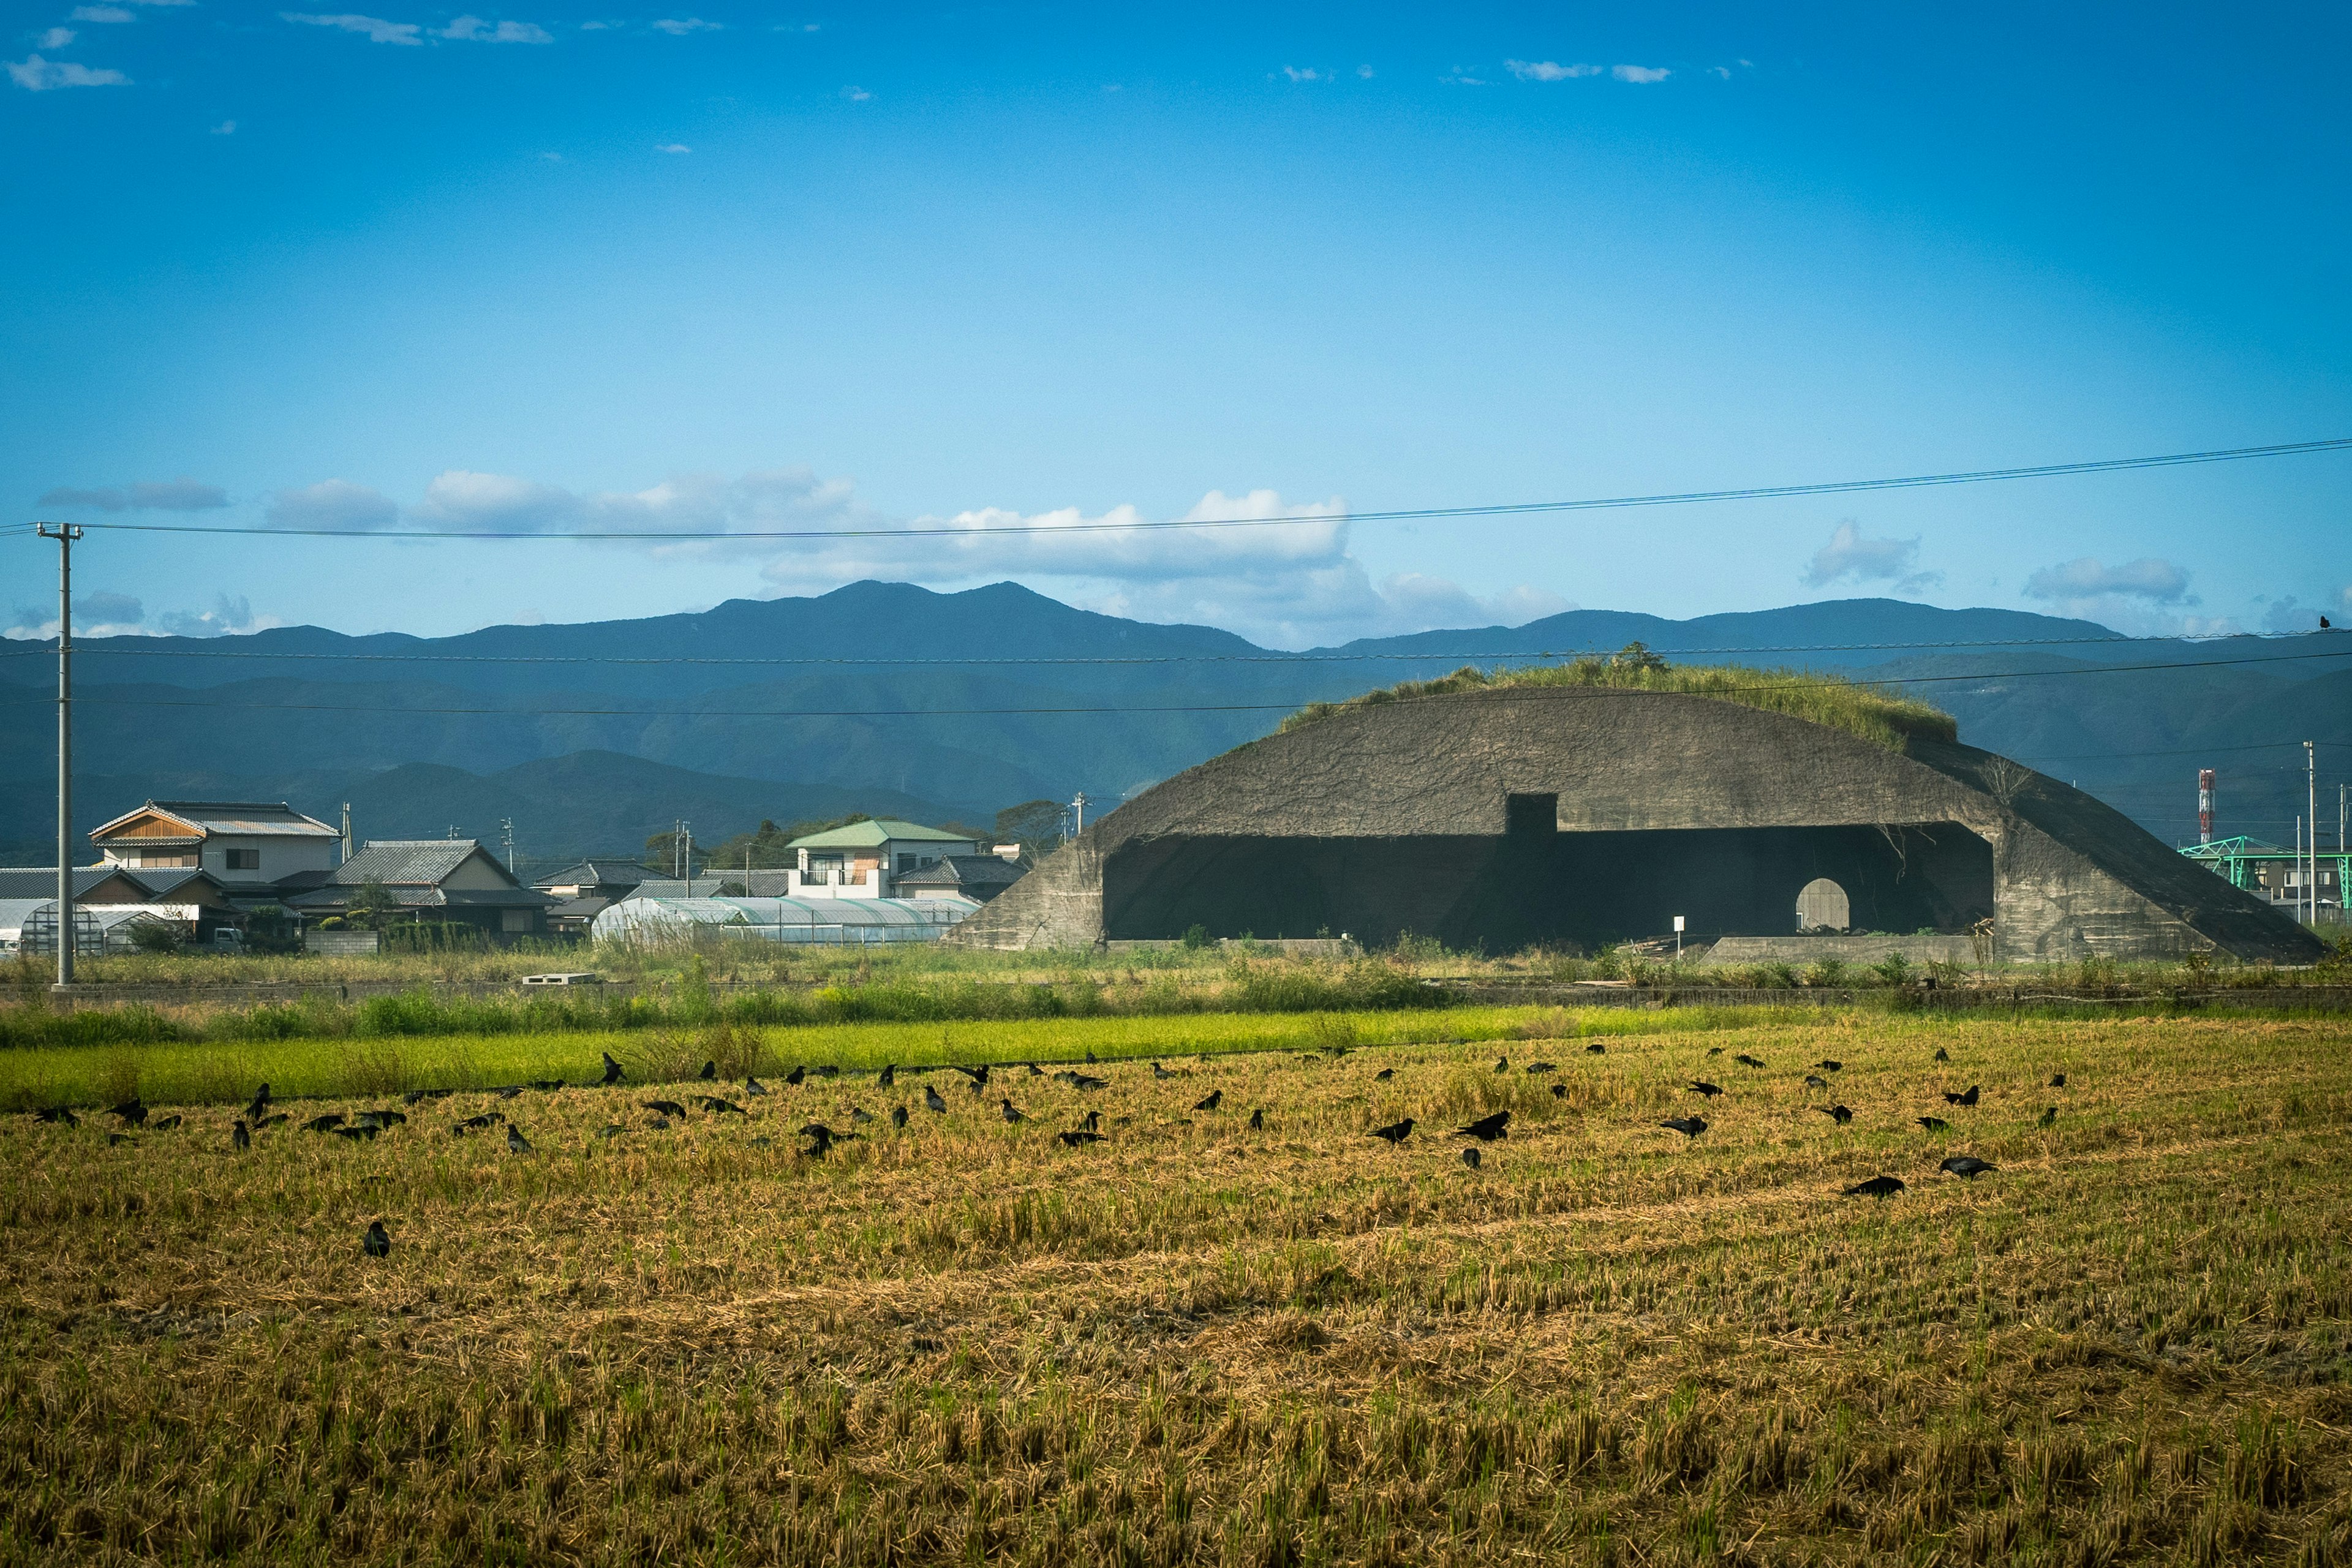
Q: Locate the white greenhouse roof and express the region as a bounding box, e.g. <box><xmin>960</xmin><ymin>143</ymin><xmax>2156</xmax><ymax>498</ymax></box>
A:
<box><xmin>592</xmin><ymin>894</ymin><xmax>979</xmax><ymax>944</ymax></box>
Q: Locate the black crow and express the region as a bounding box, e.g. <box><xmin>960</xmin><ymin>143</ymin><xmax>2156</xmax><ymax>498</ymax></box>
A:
<box><xmin>333</xmin><ymin>1125</ymin><xmax>379</xmax><ymax>1142</ymax></box>
<box><xmin>601</xmin><ymin>1052</ymin><xmax>624</xmax><ymax>1087</ymax></box>
<box><xmin>1816</xmin><ymin>1059</ymin><xmax>1842</xmax><ymax>1072</ymax></box>
<box><xmin>801</xmin><ymin>1122</ymin><xmax>859</xmax><ymax>1155</ymax></box>
<box><xmin>1248</xmin><ymin>1108</ymin><xmax>1264</xmax><ymax>1131</ymax></box>
<box><xmin>849</xmin><ymin>1106</ymin><xmax>873</xmax><ymax>1123</ymax></box>
<box><xmin>2037</xmin><ymin>1106</ymin><xmax>2057</xmax><ymax>1129</ymax></box>
<box><xmin>784</xmin><ymin>1065</ymin><xmax>806</xmax><ymax>1087</ymax></box>
<box><xmin>1494</xmin><ymin>1057</ymin><xmax>1509</xmax><ymax>1073</ymax></box>
<box><xmin>1368</xmin><ymin>1118</ymin><xmax>1415</xmax><ymax>1145</ymax></box>
<box><xmin>968</xmin><ymin>1078</ymin><xmax>984</xmax><ymax>1096</ymax></box>
<box><xmin>1000</xmin><ymin>1098</ymin><xmax>1025</xmax><ymax>1123</ymax></box>
<box><xmin>1058</xmin><ymin>1129</ymin><xmax>1104</xmax><ymax>1147</ymax></box>
<box><xmin>110</xmin><ymin>1099</ymin><xmax>146</xmax><ymax>1127</ymax></box>
<box><xmin>232</xmin><ymin>1119</ymin><xmax>250</xmax><ymax>1150</ymax></box>
<box><xmin>2048</xmin><ymin>1073</ymin><xmax>2067</xmax><ymax>1088</ymax></box>
<box><xmin>363</xmin><ymin>1220</ymin><xmax>391</xmax><ymax>1258</ymax></box>
<box><xmin>33</xmin><ymin>1106</ymin><xmax>78</xmax><ymax>1126</ymax></box>
<box><xmin>1660</xmin><ymin>1116</ymin><xmax>1707</xmax><ymax>1138</ymax></box>
<box><xmin>356</xmin><ymin>1110</ymin><xmax>406</xmax><ymax>1129</ymax></box>
<box><xmin>1086</xmin><ymin>1049</ymin><xmax>1098</xmax><ymax>1063</ymax></box>
<box><xmin>1689</xmin><ymin>1081</ymin><xmax>1723</xmax><ymax>1098</ymax></box>
<box><xmin>643</xmin><ymin>1099</ymin><xmax>685</xmax><ymax>1118</ymax></box>
<box><xmin>1550</xmin><ymin>1084</ymin><xmax>1567</xmax><ymax>1098</ymax></box>
<box><xmin>951</xmin><ymin>1063</ymin><xmax>989</xmax><ymax>1087</ymax></box>
<box><xmin>1194</xmin><ymin>1090</ymin><xmax>1223</xmax><ymax>1112</ymax></box>
<box><xmin>1915</xmin><ymin>1116</ymin><xmax>1951</xmax><ymax>1133</ymax></box>
<box><xmin>1081</xmin><ymin>1109</ymin><xmax>1102</xmax><ymax>1133</ymax></box>
<box><xmin>1735</xmin><ymin>1054</ymin><xmax>1765</xmax><ymax>1069</ymax></box>
<box><xmin>925</xmin><ymin>1085</ymin><xmax>948</xmax><ymax>1114</ymax></box>
<box><xmin>253</xmin><ymin>1113</ymin><xmax>287</xmax><ymax>1131</ymax></box>
<box><xmin>1943</xmin><ymin>1085</ymin><xmax>1980</xmax><ymax>1107</ymax></box>
<box><xmin>507</xmin><ymin>1124</ymin><xmax>533</xmax><ymax>1154</ymax></box>
<box><xmin>1804</xmin><ymin>1074</ymin><xmax>1829</xmax><ymax>1090</ymax></box>
<box><xmin>891</xmin><ymin>1104</ymin><xmax>908</xmax><ymax>1129</ymax></box>
<box><xmin>1456</xmin><ymin>1110</ymin><xmax>1510</xmax><ymax>1141</ymax></box>
<box><xmin>698</xmin><ymin>1096</ymin><xmax>747</xmax><ymax>1115</ymax></box>
<box><xmin>878</xmin><ymin>1064</ymin><xmax>896</xmax><ymax>1088</ymax></box>
<box><xmin>1586</xmin><ymin>1042</ymin><xmax>1606</xmax><ymax>1054</ymax></box>
<box><xmin>1940</xmin><ymin>1156</ymin><xmax>1997</xmax><ymax>1178</ymax></box>
<box><xmin>151</xmin><ymin>1115</ymin><xmax>183</xmax><ymax>1131</ymax></box>
<box><xmin>246</xmin><ymin>1085</ymin><xmax>272</xmax><ymax>1121</ymax></box>
<box><xmin>1460</xmin><ymin>1147</ymin><xmax>1482</xmax><ymax>1169</ymax></box>
<box><xmin>1071</xmin><ymin>1073</ymin><xmax>1108</xmax><ymax>1090</ymax></box>
<box><xmin>1844</xmin><ymin>1175</ymin><xmax>1905</xmax><ymax>1198</ymax></box>
<box><xmin>1933</xmin><ymin>1047</ymin><xmax>1951</xmax><ymax>1063</ymax></box>
<box><xmin>1707</xmin><ymin>1046</ymin><xmax>1724</xmax><ymax>1057</ymax></box>
<box><xmin>647</xmin><ymin>1116</ymin><xmax>672</xmax><ymax>1131</ymax></box>
<box><xmin>1374</xmin><ymin>1068</ymin><xmax>1393</xmax><ymax>1080</ymax></box>
<box><xmin>813</xmin><ymin>1065</ymin><xmax>840</xmax><ymax>1079</ymax></box>
<box><xmin>1815</xmin><ymin>1104</ymin><xmax>1853</xmax><ymax>1125</ymax></box>
<box><xmin>1026</xmin><ymin>1062</ymin><xmax>1044</xmax><ymax>1076</ymax></box>
<box><xmin>303</xmin><ymin>1114</ymin><xmax>345</xmax><ymax>1133</ymax></box>
<box><xmin>1526</xmin><ymin>1061</ymin><xmax>1556</xmax><ymax>1074</ymax></box>
<box><xmin>744</xmin><ymin>1076</ymin><xmax>768</xmax><ymax>1097</ymax></box>
<box><xmin>494</xmin><ymin>1086</ymin><xmax>524</xmax><ymax>1100</ymax></box>
<box><xmin>1152</xmin><ymin>1061</ymin><xmax>1176</xmax><ymax>1079</ymax></box>
<box><xmin>699</xmin><ymin>1060</ymin><xmax>717</xmax><ymax>1080</ymax></box>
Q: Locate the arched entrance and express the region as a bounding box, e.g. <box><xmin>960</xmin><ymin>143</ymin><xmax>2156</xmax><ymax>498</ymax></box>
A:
<box><xmin>1796</xmin><ymin>877</ymin><xmax>1850</xmax><ymax>933</ymax></box>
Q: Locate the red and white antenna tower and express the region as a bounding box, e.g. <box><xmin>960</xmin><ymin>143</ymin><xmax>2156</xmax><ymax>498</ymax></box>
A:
<box><xmin>2198</xmin><ymin>769</ymin><xmax>2215</xmax><ymax>845</ymax></box>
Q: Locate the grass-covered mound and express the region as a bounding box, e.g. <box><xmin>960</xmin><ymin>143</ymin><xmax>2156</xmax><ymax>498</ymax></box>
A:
<box><xmin>1281</xmin><ymin>643</ymin><xmax>1958</xmax><ymax>752</ymax></box>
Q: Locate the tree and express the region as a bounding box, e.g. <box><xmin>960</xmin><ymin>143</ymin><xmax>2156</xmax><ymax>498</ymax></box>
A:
<box><xmin>995</xmin><ymin>799</ymin><xmax>1065</xmax><ymax>857</ymax></box>
<box><xmin>1610</xmin><ymin>641</ymin><xmax>1668</xmax><ymax>674</ymax></box>
<box><xmin>351</xmin><ymin>877</ymin><xmax>401</xmax><ymax>931</ymax></box>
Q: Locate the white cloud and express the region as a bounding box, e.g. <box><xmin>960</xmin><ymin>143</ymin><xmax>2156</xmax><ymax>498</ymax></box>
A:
<box><xmin>1379</xmin><ymin>574</ymin><xmax>1573</xmax><ymax>631</ymax></box>
<box><xmin>70</xmin><ymin>3</ymin><xmax>135</xmax><ymax>17</ymax></box>
<box><xmin>1440</xmin><ymin>66</ymin><xmax>1487</xmax><ymax>86</ymax></box>
<box><xmin>440</xmin><ymin>15</ymin><xmax>552</xmax><ymax>42</ymax></box>
<box><xmin>265</xmin><ymin>478</ymin><xmax>400</xmax><ymax>531</ymax></box>
<box><xmin>40</xmin><ymin>478</ymin><xmax>228</xmax><ymax>511</ymax></box>
<box><xmin>210</xmin><ymin>118</ymin><xmax>235</xmax><ymax>133</ymax></box>
<box><xmin>1612</xmin><ymin>64</ymin><xmax>1670</xmax><ymax>83</ymax></box>
<box><xmin>2022</xmin><ymin>557</ymin><xmax>2190</xmax><ymax>604</ymax></box>
<box><xmin>1708</xmin><ymin>65</ymin><xmax>1730</xmax><ymax>80</ymax></box>
<box><xmin>7</xmin><ymin>53</ymin><xmax>130</xmax><ymax>88</ymax></box>
<box><xmin>1801</xmin><ymin>520</ymin><xmax>1940</xmax><ymax>593</ymax></box>
<box><xmin>281</xmin><ymin>12</ymin><xmax>423</xmax><ymax>44</ymax></box>
<box><xmin>159</xmin><ymin>593</ymin><xmax>266</xmax><ymax>638</ymax></box>
<box><xmin>578</xmin><ymin>17</ymin><xmax>609</xmax><ymax>26</ymax></box>
<box><xmin>650</xmin><ymin>15</ymin><xmax>719</xmax><ymax>32</ymax></box>
<box><xmin>1356</xmin><ymin>63</ymin><xmax>1373</xmax><ymax>79</ymax></box>
<box><xmin>839</xmin><ymin>84</ymin><xmax>868</xmax><ymax>101</ymax></box>
<box><xmin>39</xmin><ymin>28</ymin><xmax>76</xmax><ymax>49</ymax></box>
<box><xmin>1506</xmin><ymin>59</ymin><xmax>1599</xmax><ymax>81</ymax></box>
<box><xmin>1281</xmin><ymin>66</ymin><xmax>1327</xmax><ymax>82</ymax></box>
<box><xmin>655</xmin><ymin>141</ymin><xmax>690</xmax><ymax>153</ymax></box>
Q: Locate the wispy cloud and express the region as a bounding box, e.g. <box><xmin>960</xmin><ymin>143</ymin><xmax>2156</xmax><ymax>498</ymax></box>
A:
<box><xmin>655</xmin><ymin>141</ymin><xmax>690</xmax><ymax>153</ymax></box>
<box><xmin>69</xmin><ymin>2</ymin><xmax>135</xmax><ymax>17</ymax></box>
<box><xmin>1506</xmin><ymin>59</ymin><xmax>1599</xmax><ymax>81</ymax></box>
<box><xmin>40</xmin><ymin>478</ymin><xmax>228</xmax><ymax>511</ymax></box>
<box><xmin>38</xmin><ymin>27</ymin><xmax>75</xmax><ymax>48</ymax></box>
<box><xmin>1280</xmin><ymin>65</ymin><xmax>1327</xmax><ymax>82</ymax></box>
<box><xmin>1801</xmin><ymin>520</ymin><xmax>1940</xmax><ymax>594</ymax></box>
<box><xmin>2022</xmin><ymin>557</ymin><xmax>2190</xmax><ymax>603</ymax></box>
<box><xmin>159</xmin><ymin>593</ymin><xmax>267</xmax><ymax>639</ymax></box>
<box><xmin>650</xmin><ymin>16</ymin><xmax>720</xmax><ymax>33</ymax></box>
<box><xmin>1611</xmin><ymin>64</ymin><xmax>1670</xmax><ymax>83</ymax></box>
<box><xmin>210</xmin><ymin>118</ymin><xmax>235</xmax><ymax>134</ymax></box>
<box><xmin>265</xmin><ymin>478</ymin><xmax>400</xmax><ymax>531</ymax></box>
<box><xmin>440</xmin><ymin>15</ymin><xmax>552</xmax><ymax>42</ymax></box>
<box><xmin>839</xmin><ymin>84</ymin><xmax>868</xmax><ymax>101</ymax></box>
<box><xmin>281</xmin><ymin>12</ymin><xmax>423</xmax><ymax>45</ymax></box>
<box><xmin>7</xmin><ymin>53</ymin><xmax>130</xmax><ymax>89</ymax></box>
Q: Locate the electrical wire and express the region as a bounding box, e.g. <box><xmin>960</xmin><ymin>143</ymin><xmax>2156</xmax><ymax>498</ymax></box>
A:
<box><xmin>18</xmin><ymin>644</ymin><xmax>2352</xmax><ymax>722</ymax></box>
<box><xmin>15</xmin><ymin>434</ymin><xmax>2352</xmax><ymax>541</ymax></box>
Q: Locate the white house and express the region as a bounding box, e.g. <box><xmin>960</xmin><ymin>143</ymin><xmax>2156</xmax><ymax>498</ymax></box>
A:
<box><xmin>784</xmin><ymin>818</ymin><xmax>981</xmax><ymax>899</ymax></box>
<box><xmin>88</xmin><ymin>800</ymin><xmax>341</xmax><ymax>892</ymax></box>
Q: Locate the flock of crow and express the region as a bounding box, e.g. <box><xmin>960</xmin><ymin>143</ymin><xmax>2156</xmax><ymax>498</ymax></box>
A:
<box><xmin>26</xmin><ymin>1036</ymin><xmax>2062</xmax><ymax>1256</ymax></box>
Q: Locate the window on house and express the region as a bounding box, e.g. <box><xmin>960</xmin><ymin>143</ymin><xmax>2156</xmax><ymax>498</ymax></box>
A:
<box><xmin>224</xmin><ymin>848</ymin><xmax>260</xmax><ymax>871</ymax></box>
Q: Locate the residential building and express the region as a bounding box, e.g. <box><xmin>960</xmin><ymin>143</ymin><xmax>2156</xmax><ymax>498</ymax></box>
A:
<box><xmin>0</xmin><ymin>865</ymin><xmax>243</xmax><ymax>943</ymax></box>
<box><xmin>284</xmin><ymin>840</ymin><xmax>553</xmax><ymax>939</ymax></box>
<box><xmin>892</xmin><ymin>854</ymin><xmax>1029</xmax><ymax>903</ymax></box>
<box><xmin>783</xmin><ymin>819</ymin><xmax>982</xmax><ymax>899</ymax></box>
<box><xmin>88</xmin><ymin>800</ymin><xmax>341</xmax><ymax>899</ymax></box>
<box><xmin>2180</xmin><ymin>836</ymin><xmax>2346</xmax><ymax>921</ymax></box>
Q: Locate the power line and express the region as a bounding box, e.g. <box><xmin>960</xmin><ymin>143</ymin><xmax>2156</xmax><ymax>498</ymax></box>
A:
<box><xmin>2</xmin><ymin>630</ymin><xmax>2345</xmax><ymax>669</ymax></box>
<box><xmin>18</xmin><ymin>434</ymin><xmax>2352</xmax><ymax>542</ymax></box>
<box><xmin>28</xmin><ymin>644</ymin><xmax>2352</xmax><ymax>722</ymax></box>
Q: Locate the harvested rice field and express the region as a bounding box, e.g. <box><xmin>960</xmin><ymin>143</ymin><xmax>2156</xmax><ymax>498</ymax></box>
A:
<box><xmin>4</xmin><ymin>1011</ymin><xmax>2351</xmax><ymax>1565</ymax></box>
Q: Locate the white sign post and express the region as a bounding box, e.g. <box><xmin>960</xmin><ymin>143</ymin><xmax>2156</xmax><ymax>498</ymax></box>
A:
<box><xmin>1673</xmin><ymin>914</ymin><xmax>1685</xmax><ymax>957</ymax></box>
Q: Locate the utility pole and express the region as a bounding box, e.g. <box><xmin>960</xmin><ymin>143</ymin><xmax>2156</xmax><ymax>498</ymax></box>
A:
<box><xmin>340</xmin><ymin>801</ymin><xmax>352</xmax><ymax>866</ymax></box>
<box><xmin>1071</xmin><ymin>791</ymin><xmax>1091</xmax><ymax>838</ymax></box>
<box><xmin>500</xmin><ymin>816</ymin><xmax>515</xmax><ymax>875</ymax></box>
<box><xmin>36</xmin><ymin>522</ymin><xmax>82</xmax><ymax>987</ymax></box>
<box><xmin>2308</xmin><ymin>741</ymin><xmax>2319</xmax><ymax>927</ymax></box>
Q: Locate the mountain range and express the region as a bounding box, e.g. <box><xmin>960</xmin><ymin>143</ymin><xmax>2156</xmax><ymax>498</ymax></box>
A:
<box><xmin>2</xmin><ymin>582</ymin><xmax>2347</xmax><ymax>870</ymax></box>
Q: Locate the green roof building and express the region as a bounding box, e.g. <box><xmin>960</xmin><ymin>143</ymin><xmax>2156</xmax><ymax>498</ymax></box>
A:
<box><xmin>785</xmin><ymin>819</ymin><xmax>990</xmax><ymax>899</ymax></box>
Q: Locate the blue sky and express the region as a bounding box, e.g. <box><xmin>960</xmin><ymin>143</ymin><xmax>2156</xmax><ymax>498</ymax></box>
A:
<box><xmin>5</xmin><ymin>2</ymin><xmax>2348</xmax><ymax>647</ymax></box>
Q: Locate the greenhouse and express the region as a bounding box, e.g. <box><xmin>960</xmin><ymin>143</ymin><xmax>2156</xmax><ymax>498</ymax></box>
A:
<box><xmin>590</xmin><ymin>894</ymin><xmax>979</xmax><ymax>947</ymax></box>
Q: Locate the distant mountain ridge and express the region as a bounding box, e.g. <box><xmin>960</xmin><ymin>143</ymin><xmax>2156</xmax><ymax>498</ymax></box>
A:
<box><xmin>3</xmin><ymin>582</ymin><xmax>2347</xmax><ymax>863</ymax></box>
